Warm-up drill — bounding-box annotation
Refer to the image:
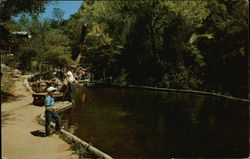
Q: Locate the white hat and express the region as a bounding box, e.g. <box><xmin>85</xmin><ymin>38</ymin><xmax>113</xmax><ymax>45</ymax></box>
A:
<box><xmin>66</xmin><ymin>71</ymin><xmax>73</xmax><ymax>76</ymax></box>
<box><xmin>47</xmin><ymin>86</ymin><xmax>57</xmax><ymax>92</ymax></box>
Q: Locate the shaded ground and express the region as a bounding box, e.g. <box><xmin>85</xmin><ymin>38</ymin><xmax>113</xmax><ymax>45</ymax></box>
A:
<box><xmin>1</xmin><ymin>73</ymin><xmax>18</xmax><ymax>103</ymax></box>
<box><xmin>1</xmin><ymin>91</ymin><xmax>25</xmax><ymax>103</ymax></box>
<box><xmin>1</xmin><ymin>76</ymin><xmax>79</xmax><ymax>159</ymax></box>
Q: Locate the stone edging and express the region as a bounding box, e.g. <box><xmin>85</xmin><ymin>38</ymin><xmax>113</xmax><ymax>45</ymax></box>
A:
<box><xmin>90</xmin><ymin>81</ymin><xmax>249</xmax><ymax>102</ymax></box>
<box><xmin>24</xmin><ymin>75</ymin><xmax>113</xmax><ymax>159</ymax></box>
<box><xmin>39</xmin><ymin>108</ymin><xmax>113</xmax><ymax>159</ymax></box>
<box><xmin>24</xmin><ymin>75</ymin><xmax>36</xmax><ymax>94</ymax></box>
<box><xmin>126</xmin><ymin>85</ymin><xmax>250</xmax><ymax>103</ymax></box>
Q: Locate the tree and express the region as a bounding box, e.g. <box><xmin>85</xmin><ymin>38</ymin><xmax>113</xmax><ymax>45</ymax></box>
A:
<box><xmin>52</xmin><ymin>8</ymin><xmax>65</xmax><ymax>24</ymax></box>
<box><xmin>20</xmin><ymin>0</ymin><xmax>246</xmax><ymax>97</ymax></box>
<box><xmin>196</xmin><ymin>0</ymin><xmax>248</xmax><ymax>96</ymax></box>
<box><xmin>61</xmin><ymin>12</ymin><xmax>84</xmax><ymax>59</ymax></box>
<box><xmin>12</xmin><ymin>15</ymin><xmax>75</xmax><ymax>73</ymax></box>
<box><xmin>0</xmin><ymin>0</ymin><xmax>49</xmax><ymax>22</ymax></box>
<box><xmin>44</xmin><ymin>28</ymin><xmax>74</xmax><ymax>68</ymax></box>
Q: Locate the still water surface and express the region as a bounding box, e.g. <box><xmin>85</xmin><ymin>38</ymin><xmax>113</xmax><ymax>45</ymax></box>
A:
<box><xmin>60</xmin><ymin>86</ymin><xmax>249</xmax><ymax>158</ymax></box>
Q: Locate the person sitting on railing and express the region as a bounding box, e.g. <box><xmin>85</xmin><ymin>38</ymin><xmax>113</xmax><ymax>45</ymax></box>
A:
<box><xmin>44</xmin><ymin>86</ymin><xmax>61</xmax><ymax>136</ymax></box>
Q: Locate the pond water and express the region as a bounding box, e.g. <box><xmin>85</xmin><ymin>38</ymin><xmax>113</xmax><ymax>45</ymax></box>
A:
<box><xmin>59</xmin><ymin>86</ymin><xmax>249</xmax><ymax>158</ymax></box>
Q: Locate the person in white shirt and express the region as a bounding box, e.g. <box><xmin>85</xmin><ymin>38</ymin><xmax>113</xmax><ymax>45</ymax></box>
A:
<box><xmin>66</xmin><ymin>70</ymin><xmax>77</xmax><ymax>83</ymax></box>
<box><xmin>65</xmin><ymin>66</ymin><xmax>77</xmax><ymax>101</ymax></box>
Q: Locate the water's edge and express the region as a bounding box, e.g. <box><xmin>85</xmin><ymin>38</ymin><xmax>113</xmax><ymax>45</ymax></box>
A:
<box><xmin>92</xmin><ymin>81</ymin><xmax>250</xmax><ymax>103</ymax></box>
<box><xmin>24</xmin><ymin>74</ymin><xmax>249</xmax><ymax>158</ymax></box>
<box><xmin>24</xmin><ymin>75</ymin><xmax>113</xmax><ymax>159</ymax></box>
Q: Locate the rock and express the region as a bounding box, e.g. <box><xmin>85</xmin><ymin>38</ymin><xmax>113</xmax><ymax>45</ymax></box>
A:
<box><xmin>52</xmin><ymin>77</ymin><xmax>63</xmax><ymax>85</ymax></box>
<box><xmin>41</xmin><ymin>82</ymin><xmax>47</xmax><ymax>86</ymax></box>
<box><xmin>13</xmin><ymin>69</ymin><xmax>22</xmax><ymax>75</ymax></box>
<box><xmin>11</xmin><ymin>69</ymin><xmax>22</xmax><ymax>77</ymax></box>
<box><xmin>1</xmin><ymin>64</ymin><xmax>10</xmax><ymax>72</ymax></box>
<box><xmin>13</xmin><ymin>74</ymin><xmax>21</xmax><ymax>78</ymax></box>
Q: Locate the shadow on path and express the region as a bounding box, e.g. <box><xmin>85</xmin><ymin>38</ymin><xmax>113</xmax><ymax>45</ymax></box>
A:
<box><xmin>1</xmin><ymin>111</ymin><xmax>16</xmax><ymax>127</ymax></box>
<box><xmin>30</xmin><ymin>130</ymin><xmax>46</xmax><ymax>137</ymax></box>
<box><xmin>1</xmin><ymin>91</ymin><xmax>25</xmax><ymax>103</ymax></box>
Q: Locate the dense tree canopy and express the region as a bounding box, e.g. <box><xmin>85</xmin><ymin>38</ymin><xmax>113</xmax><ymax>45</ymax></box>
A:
<box><xmin>0</xmin><ymin>0</ymin><xmax>49</xmax><ymax>22</ymax></box>
<box><xmin>1</xmin><ymin>0</ymin><xmax>248</xmax><ymax>98</ymax></box>
<box><xmin>69</xmin><ymin>0</ymin><xmax>247</xmax><ymax>97</ymax></box>
<box><xmin>2</xmin><ymin>14</ymin><xmax>74</xmax><ymax>73</ymax></box>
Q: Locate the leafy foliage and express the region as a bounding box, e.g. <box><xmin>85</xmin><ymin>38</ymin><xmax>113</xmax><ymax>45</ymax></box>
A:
<box><xmin>2</xmin><ymin>14</ymin><xmax>74</xmax><ymax>73</ymax></box>
<box><xmin>2</xmin><ymin>0</ymin><xmax>248</xmax><ymax>98</ymax></box>
<box><xmin>71</xmin><ymin>0</ymin><xmax>248</xmax><ymax>97</ymax></box>
<box><xmin>0</xmin><ymin>0</ymin><xmax>49</xmax><ymax>22</ymax></box>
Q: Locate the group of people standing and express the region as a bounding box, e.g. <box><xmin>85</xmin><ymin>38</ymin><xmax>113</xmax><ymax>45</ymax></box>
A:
<box><xmin>44</xmin><ymin>65</ymin><xmax>84</xmax><ymax>136</ymax></box>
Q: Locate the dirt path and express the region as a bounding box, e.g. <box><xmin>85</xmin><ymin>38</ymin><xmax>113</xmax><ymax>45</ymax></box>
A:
<box><xmin>1</xmin><ymin>76</ymin><xmax>78</xmax><ymax>159</ymax></box>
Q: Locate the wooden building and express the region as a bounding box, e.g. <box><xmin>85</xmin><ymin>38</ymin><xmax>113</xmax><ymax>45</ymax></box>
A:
<box><xmin>0</xmin><ymin>24</ymin><xmax>31</xmax><ymax>63</ymax></box>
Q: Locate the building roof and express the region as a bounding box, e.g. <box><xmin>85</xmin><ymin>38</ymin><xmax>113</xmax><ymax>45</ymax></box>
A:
<box><xmin>12</xmin><ymin>31</ymin><xmax>28</xmax><ymax>35</ymax></box>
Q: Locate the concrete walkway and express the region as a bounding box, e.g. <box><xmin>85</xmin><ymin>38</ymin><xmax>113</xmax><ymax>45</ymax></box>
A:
<box><xmin>1</xmin><ymin>76</ymin><xmax>78</xmax><ymax>159</ymax></box>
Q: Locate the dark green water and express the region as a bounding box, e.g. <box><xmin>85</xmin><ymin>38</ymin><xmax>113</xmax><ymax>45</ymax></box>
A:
<box><xmin>60</xmin><ymin>86</ymin><xmax>249</xmax><ymax>158</ymax></box>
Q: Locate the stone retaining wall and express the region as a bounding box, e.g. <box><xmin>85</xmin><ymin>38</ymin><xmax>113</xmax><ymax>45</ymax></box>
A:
<box><xmin>126</xmin><ymin>85</ymin><xmax>250</xmax><ymax>103</ymax></box>
<box><xmin>91</xmin><ymin>81</ymin><xmax>250</xmax><ymax>103</ymax></box>
<box><xmin>39</xmin><ymin>109</ymin><xmax>113</xmax><ymax>159</ymax></box>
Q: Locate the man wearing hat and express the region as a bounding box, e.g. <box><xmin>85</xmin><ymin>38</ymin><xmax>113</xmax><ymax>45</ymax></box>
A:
<box><xmin>45</xmin><ymin>86</ymin><xmax>61</xmax><ymax>136</ymax></box>
<box><xmin>65</xmin><ymin>66</ymin><xmax>78</xmax><ymax>102</ymax></box>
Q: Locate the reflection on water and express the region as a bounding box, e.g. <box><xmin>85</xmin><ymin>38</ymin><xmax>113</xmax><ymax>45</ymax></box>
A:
<box><xmin>60</xmin><ymin>87</ymin><xmax>249</xmax><ymax>158</ymax></box>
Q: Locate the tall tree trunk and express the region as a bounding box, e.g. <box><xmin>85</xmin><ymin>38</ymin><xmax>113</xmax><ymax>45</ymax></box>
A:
<box><xmin>175</xmin><ymin>44</ymin><xmax>185</xmax><ymax>71</ymax></box>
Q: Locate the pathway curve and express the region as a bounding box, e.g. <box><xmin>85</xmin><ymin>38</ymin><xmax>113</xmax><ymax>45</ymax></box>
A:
<box><xmin>1</xmin><ymin>76</ymin><xmax>78</xmax><ymax>159</ymax></box>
